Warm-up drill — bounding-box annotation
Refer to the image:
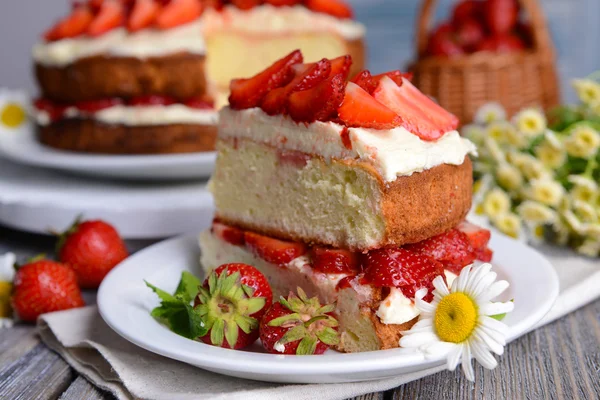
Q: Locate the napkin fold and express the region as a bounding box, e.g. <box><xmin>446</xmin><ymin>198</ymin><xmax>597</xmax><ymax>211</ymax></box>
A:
<box><xmin>38</xmin><ymin>244</ymin><xmax>599</xmax><ymax>400</ymax></box>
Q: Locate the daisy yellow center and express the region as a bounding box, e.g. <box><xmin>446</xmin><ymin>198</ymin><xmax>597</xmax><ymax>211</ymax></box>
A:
<box><xmin>434</xmin><ymin>292</ymin><xmax>478</xmax><ymax>343</ymax></box>
<box><xmin>0</xmin><ymin>103</ymin><xmax>26</xmax><ymax>128</ymax></box>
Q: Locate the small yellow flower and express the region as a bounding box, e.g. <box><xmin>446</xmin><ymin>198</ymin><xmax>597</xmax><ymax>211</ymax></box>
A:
<box><xmin>535</xmin><ymin>142</ymin><xmax>567</xmax><ymax>169</ymax></box>
<box><xmin>590</xmin><ymin>101</ymin><xmax>600</xmax><ymax>116</ymax></box>
<box><xmin>525</xmin><ymin>179</ymin><xmax>565</xmax><ymax>207</ymax></box>
<box><xmin>572</xmin><ymin>79</ymin><xmax>600</xmax><ymax>105</ymax></box>
<box><xmin>494</xmin><ymin>212</ymin><xmax>522</xmax><ymax>238</ymax></box>
<box><xmin>526</xmin><ymin>222</ymin><xmax>547</xmax><ymax>244</ymax></box>
<box><xmin>505</xmin><ymin>127</ymin><xmax>528</xmax><ymax>149</ymax></box>
<box><xmin>568</xmin><ymin>175</ymin><xmax>599</xmax><ymax>204</ymax></box>
<box><xmin>562</xmin><ymin>209</ymin><xmax>586</xmax><ymax>234</ymax></box>
<box><xmin>564</xmin><ymin>124</ymin><xmax>600</xmax><ymax>159</ymax></box>
<box><xmin>573</xmin><ymin>200</ymin><xmax>598</xmax><ymax>223</ymax></box>
<box><xmin>576</xmin><ymin>238</ymin><xmax>600</xmax><ymax>257</ymax></box>
<box><xmin>517</xmin><ymin>200</ymin><xmax>557</xmax><ymax>223</ymax></box>
<box><xmin>496</xmin><ymin>163</ymin><xmax>524</xmax><ymax>191</ymax></box>
<box><xmin>509</xmin><ymin>153</ymin><xmax>551</xmax><ymax>181</ymax></box>
<box><xmin>485</xmin><ymin>121</ymin><xmax>515</xmax><ymax>144</ymax></box>
<box><xmin>482</xmin><ymin>188</ymin><xmax>511</xmax><ymax>219</ymax></box>
<box><xmin>512</xmin><ymin>108</ymin><xmax>547</xmax><ymax>138</ymax></box>
<box><xmin>543</xmin><ymin>130</ymin><xmax>564</xmax><ymax>150</ymax></box>
<box><xmin>474</xmin><ymin>102</ymin><xmax>507</xmax><ymax>125</ymax></box>
<box><xmin>461</xmin><ymin>124</ymin><xmax>485</xmax><ymax>145</ymax></box>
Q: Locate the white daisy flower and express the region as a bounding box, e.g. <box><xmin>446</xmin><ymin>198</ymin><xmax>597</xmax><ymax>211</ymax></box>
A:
<box><xmin>483</xmin><ymin>137</ymin><xmax>506</xmax><ymax>163</ymax></box>
<box><xmin>512</xmin><ymin>108</ymin><xmax>547</xmax><ymax>138</ymax></box>
<box><xmin>564</xmin><ymin>124</ymin><xmax>600</xmax><ymax>159</ymax></box>
<box><xmin>482</xmin><ymin>188</ymin><xmax>512</xmax><ymax>219</ymax></box>
<box><xmin>461</xmin><ymin>124</ymin><xmax>486</xmax><ymax>145</ymax></box>
<box><xmin>0</xmin><ymin>89</ymin><xmax>29</xmax><ymax>130</ymax></box>
<box><xmin>562</xmin><ymin>210</ymin><xmax>587</xmax><ymax>235</ymax></box>
<box><xmin>572</xmin><ymin>79</ymin><xmax>600</xmax><ymax>105</ymax></box>
<box><xmin>508</xmin><ymin>152</ymin><xmax>551</xmax><ymax>181</ymax></box>
<box><xmin>524</xmin><ymin>179</ymin><xmax>565</xmax><ymax>207</ymax></box>
<box><xmin>568</xmin><ymin>175</ymin><xmax>599</xmax><ymax>204</ymax></box>
<box><xmin>496</xmin><ymin>163</ymin><xmax>524</xmax><ymax>192</ymax></box>
<box><xmin>523</xmin><ymin>222</ymin><xmax>547</xmax><ymax>245</ymax></box>
<box><xmin>535</xmin><ymin>142</ymin><xmax>567</xmax><ymax>169</ymax></box>
<box><xmin>543</xmin><ymin>130</ymin><xmax>563</xmax><ymax>149</ymax></box>
<box><xmin>576</xmin><ymin>238</ymin><xmax>600</xmax><ymax>258</ymax></box>
<box><xmin>486</xmin><ymin>121</ymin><xmax>515</xmax><ymax>145</ymax></box>
<box><xmin>493</xmin><ymin>212</ymin><xmax>523</xmax><ymax>239</ymax></box>
<box><xmin>517</xmin><ymin>201</ymin><xmax>557</xmax><ymax>224</ymax></box>
<box><xmin>474</xmin><ymin>102</ymin><xmax>507</xmax><ymax>125</ymax></box>
<box><xmin>551</xmin><ymin>219</ymin><xmax>571</xmax><ymax>246</ymax></box>
<box><xmin>573</xmin><ymin>200</ymin><xmax>598</xmax><ymax>223</ymax></box>
<box><xmin>585</xmin><ymin>223</ymin><xmax>600</xmax><ymax>239</ymax></box>
<box><xmin>399</xmin><ymin>263</ymin><xmax>514</xmax><ymax>382</ymax></box>
<box><xmin>0</xmin><ymin>252</ymin><xmax>16</xmax><ymax>328</ymax></box>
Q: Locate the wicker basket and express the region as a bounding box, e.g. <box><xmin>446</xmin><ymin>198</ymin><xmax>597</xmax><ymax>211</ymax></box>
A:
<box><xmin>409</xmin><ymin>0</ymin><xmax>560</xmax><ymax>124</ymax></box>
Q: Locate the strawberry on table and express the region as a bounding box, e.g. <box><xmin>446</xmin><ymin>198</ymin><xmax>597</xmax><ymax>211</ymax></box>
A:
<box><xmin>196</xmin><ymin>264</ymin><xmax>273</xmax><ymax>349</ymax></box>
<box><xmin>260</xmin><ymin>287</ymin><xmax>339</xmax><ymax>355</ymax></box>
<box><xmin>57</xmin><ymin>218</ymin><xmax>129</xmax><ymax>289</ymax></box>
<box><xmin>404</xmin><ymin>229</ymin><xmax>477</xmax><ymax>274</ymax></box>
<box><xmin>363</xmin><ymin>248</ymin><xmax>443</xmax><ymax>301</ymax></box>
<box><xmin>244</xmin><ymin>231</ymin><xmax>307</xmax><ymax>265</ymax></box>
<box><xmin>338</xmin><ymin>82</ymin><xmax>402</xmax><ymax>129</ymax></box>
<box><xmin>87</xmin><ymin>0</ymin><xmax>125</xmax><ymax>37</ymax></box>
<box><xmin>12</xmin><ymin>259</ymin><xmax>84</xmax><ymax>322</ymax></box>
<box><xmin>229</xmin><ymin>49</ymin><xmax>303</xmax><ymax>110</ymax></box>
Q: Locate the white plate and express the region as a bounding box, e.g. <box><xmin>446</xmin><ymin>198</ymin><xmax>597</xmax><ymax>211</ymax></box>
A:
<box><xmin>98</xmin><ymin>233</ymin><xmax>559</xmax><ymax>383</ymax></box>
<box><xmin>0</xmin><ymin>123</ymin><xmax>215</xmax><ymax>180</ymax></box>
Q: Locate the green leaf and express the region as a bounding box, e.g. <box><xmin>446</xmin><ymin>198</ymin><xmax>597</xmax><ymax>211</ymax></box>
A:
<box><xmin>268</xmin><ymin>313</ymin><xmax>301</xmax><ymax>327</ymax></box>
<box><xmin>246</xmin><ymin>297</ymin><xmax>266</xmax><ymax>315</ymax></box>
<box><xmin>490</xmin><ymin>299</ymin><xmax>514</xmax><ymax>321</ymax></box>
<box><xmin>316</xmin><ymin>327</ymin><xmax>340</xmax><ymax>346</ymax></box>
<box><xmin>296</xmin><ymin>336</ymin><xmax>318</xmax><ymax>355</ymax></box>
<box><xmin>145</xmin><ymin>281</ymin><xmax>177</xmax><ymax>303</ymax></box>
<box><xmin>211</xmin><ymin>319</ymin><xmax>225</xmax><ymax>347</ymax></box>
<box><xmin>174</xmin><ymin>271</ymin><xmax>201</xmax><ymax>303</ymax></box>
<box><xmin>279</xmin><ymin>324</ymin><xmax>307</xmax><ymax>344</ymax></box>
<box><xmin>234</xmin><ymin>315</ymin><xmax>257</xmax><ymax>334</ymax></box>
<box><xmin>224</xmin><ymin>319</ymin><xmax>239</xmax><ymax>348</ymax></box>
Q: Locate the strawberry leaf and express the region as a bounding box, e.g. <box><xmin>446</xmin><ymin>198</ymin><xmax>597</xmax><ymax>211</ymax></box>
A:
<box><xmin>174</xmin><ymin>271</ymin><xmax>201</xmax><ymax>303</ymax></box>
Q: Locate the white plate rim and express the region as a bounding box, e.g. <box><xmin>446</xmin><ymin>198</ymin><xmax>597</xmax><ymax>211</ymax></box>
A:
<box><xmin>97</xmin><ymin>232</ymin><xmax>559</xmax><ymax>380</ymax></box>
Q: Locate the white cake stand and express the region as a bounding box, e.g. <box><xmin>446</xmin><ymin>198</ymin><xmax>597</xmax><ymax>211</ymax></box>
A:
<box><xmin>0</xmin><ymin>158</ymin><xmax>214</xmax><ymax>239</ymax></box>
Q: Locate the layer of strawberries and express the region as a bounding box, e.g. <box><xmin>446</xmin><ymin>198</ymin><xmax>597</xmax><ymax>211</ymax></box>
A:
<box><xmin>229</xmin><ymin>50</ymin><xmax>459</xmax><ymax>141</ymax></box>
<box><xmin>44</xmin><ymin>0</ymin><xmax>353</xmax><ymax>41</ymax></box>
<box><xmin>33</xmin><ymin>95</ymin><xmax>214</xmax><ymax>123</ymax></box>
<box><xmin>212</xmin><ymin>219</ymin><xmax>493</xmax><ymax>302</ymax></box>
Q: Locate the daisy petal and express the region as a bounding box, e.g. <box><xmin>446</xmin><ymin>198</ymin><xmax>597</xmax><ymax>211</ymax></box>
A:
<box><xmin>473</xmin><ymin>329</ymin><xmax>505</xmax><ymax>356</ymax></box>
<box><xmin>423</xmin><ymin>341</ymin><xmax>455</xmax><ymax>357</ymax></box>
<box><xmin>478</xmin><ymin>324</ymin><xmax>507</xmax><ymax>348</ymax></box>
<box><xmin>447</xmin><ymin>344</ymin><xmax>463</xmax><ymax>371</ymax></box>
<box><xmin>471</xmin><ymin>338</ymin><xmax>498</xmax><ymax>370</ymax></box>
<box><xmin>432</xmin><ymin>276</ymin><xmax>450</xmax><ymax>296</ymax></box>
<box><xmin>480</xmin><ymin>301</ymin><xmax>515</xmax><ymax>316</ymax></box>
<box><xmin>477</xmin><ymin>280</ymin><xmax>510</xmax><ymax>303</ymax></box>
<box><xmin>461</xmin><ymin>343</ymin><xmax>475</xmax><ymax>381</ymax></box>
<box><xmin>480</xmin><ymin>315</ymin><xmax>509</xmax><ymax>336</ymax></box>
<box><xmin>454</xmin><ymin>265</ymin><xmax>472</xmax><ymax>292</ymax></box>
<box><xmin>464</xmin><ymin>264</ymin><xmax>493</xmax><ymax>294</ymax></box>
<box><xmin>415</xmin><ymin>296</ymin><xmax>436</xmax><ymax>314</ymax></box>
<box><xmin>470</xmin><ymin>271</ymin><xmax>497</xmax><ymax>299</ymax></box>
<box><xmin>399</xmin><ymin>332</ymin><xmax>438</xmax><ymax>348</ymax></box>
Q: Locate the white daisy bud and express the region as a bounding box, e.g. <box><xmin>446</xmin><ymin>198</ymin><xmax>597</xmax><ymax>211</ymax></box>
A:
<box><xmin>461</xmin><ymin>123</ymin><xmax>486</xmax><ymax>145</ymax></box>
<box><xmin>474</xmin><ymin>102</ymin><xmax>507</xmax><ymax>125</ymax></box>
<box><xmin>512</xmin><ymin>108</ymin><xmax>547</xmax><ymax>138</ymax></box>
<box><xmin>562</xmin><ymin>209</ymin><xmax>587</xmax><ymax>234</ymax></box>
<box><xmin>485</xmin><ymin>121</ymin><xmax>515</xmax><ymax>145</ymax></box>
<box><xmin>568</xmin><ymin>175</ymin><xmax>599</xmax><ymax>204</ymax></box>
<box><xmin>483</xmin><ymin>137</ymin><xmax>506</xmax><ymax>163</ymax></box>
<box><xmin>496</xmin><ymin>163</ymin><xmax>524</xmax><ymax>192</ymax></box>
<box><xmin>564</xmin><ymin>124</ymin><xmax>600</xmax><ymax>159</ymax></box>
<box><xmin>517</xmin><ymin>201</ymin><xmax>557</xmax><ymax>224</ymax></box>
<box><xmin>573</xmin><ymin>200</ymin><xmax>598</xmax><ymax>223</ymax></box>
<box><xmin>543</xmin><ymin>130</ymin><xmax>564</xmax><ymax>149</ymax></box>
<box><xmin>482</xmin><ymin>188</ymin><xmax>512</xmax><ymax>219</ymax></box>
<box><xmin>572</xmin><ymin>79</ymin><xmax>600</xmax><ymax>105</ymax></box>
<box><xmin>535</xmin><ymin>142</ymin><xmax>567</xmax><ymax>169</ymax></box>
<box><xmin>576</xmin><ymin>238</ymin><xmax>600</xmax><ymax>257</ymax></box>
<box><xmin>524</xmin><ymin>179</ymin><xmax>565</xmax><ymax>207</ymax></box>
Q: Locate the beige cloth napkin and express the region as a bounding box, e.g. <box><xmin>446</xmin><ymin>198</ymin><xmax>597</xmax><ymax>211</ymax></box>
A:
<box><xmin>38</xmin><ymin>244</ymin><xmax>599</xmax><ymax>400</ymax></box>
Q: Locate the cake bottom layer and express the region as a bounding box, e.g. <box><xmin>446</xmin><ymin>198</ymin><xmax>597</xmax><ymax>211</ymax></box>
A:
<box><xmin>38</xmin><ymin>119</ymin><xmax>218</xmax><ymax>154</ymax></box>
<box><xmin>205</xmin><ymin>33</ymin><xmax>365</xmax><ymax>107</ymax></box>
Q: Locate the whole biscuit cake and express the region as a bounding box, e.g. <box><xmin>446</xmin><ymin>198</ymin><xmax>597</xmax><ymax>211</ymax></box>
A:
<box><xmin>199</xmin><ymin>50</ymin><xmax>494</xmax><ymax>352</ymax></box>
<box><xmin>31</xmin><ymin>0</ymin><xmax>365</xmax><ymax>154</ymax></box>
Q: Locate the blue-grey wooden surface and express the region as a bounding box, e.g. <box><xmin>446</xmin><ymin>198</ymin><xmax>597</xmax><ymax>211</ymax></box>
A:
<box><xmin>0</xmin><ymin>0</ymin><xmax>599</xmax><ymax>102</ymax></box>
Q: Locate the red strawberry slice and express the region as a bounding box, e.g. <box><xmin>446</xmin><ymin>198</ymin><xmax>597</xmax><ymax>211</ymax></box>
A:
<box><xmin>244</xmin><ymin>231</ymin><xmax>307</xmax><ymax>265</ymax></box>
<box><xmin>156</xmin><ymin>0</ymin><xmax>203</xmax><ymax>29</ymax></box>
<box><xmin>87</xmin><ymin>0</ymin><xmax>125</xmax><ymax>37</ymax></box>
<box><xmin>364</xmin><ymin>248</ymin><xmax>442</xmax><ymax>301</ymax></box>
<box><xmin>184</xmin><ymin>97</ymin><xmax>214</xmax><ymax>109</ymax></box>
<box><xmin>128</xmin><ymin>0</ymin><xmax>160</xmax><ymax>32</ymax></box>
<box><xmin>229</xmin><ymin>50</ymin><xmax>303</xmax><ymax>110</ymax></box>
<box><xmin>305</xmin><ymin>0</ymin><xmax>353</xmax><ymax>19</ymax></box>
<box><xmin>265</xmin><ymin>0</ymin><xmax>301</xmax><ymax>5</ymax></box>
<box><xmin>477</xmin><ymin>247</ymin><xmax>493</xmax><ymax>262</ymax></box>
<box><xmin>404</xmin><ymin>229</ymin><xmax>476</xmax><ymax>275</ymax></box>
<box><xmin>457</xmin><ymin>221</ymin><xmax>493</xmax><ymax>262</ymax></box>
<box><xmin>310</xmin><ymin>247</ymin><xmax>361</xmax><ymax>274</ymax></box>
<box><xmin>45</xmin><ymin>5</ymin><xmax>94</xmax><ymax>41</ymax></box>
<box><xmin>287</xmin><ymin>73</ymin><xmax>345</xmax><ymax>122</ymax></box>
<box><xmin>338</xmin><ymin>82</ymin><xmax>402</xmax><ymax>129</ymax></box>
<box><xmin>329</xmin><ymin>55</ymin><xmax>352</xmax><ymax>80</ymax></box>
<box><xmin>34</xmin><ymin>99</ymin><xmax>68</xmax><ymax>122</ymax></box>
<box><xmin>350</xmin><ymin>70</ymin><xmax>377</xmax><ymax>94</ymax></box>
<box><xmin>74</xmin><ymin>98</ymin><xmax>123</xmax><ymax>113</ymax></box>
<box><xmin>372</xmin><ymin>70</ymin><xmax>413</xmax><ymax>87</ymax></box>
<box><xmin>212</xmin><ymin>220</ymin><xmax>245</xmax><ymax>246</ymax></box>
<box><xmin>261</xmin><ymin>59</ymin><xmax>331</xmax><ymax>115</ymax></box>
<box><xmin>231</xmin><ymin>0</ymin><xmax>262</xmax><ymax>10</ymax></box>
<box><xmin>128</xmin><ymin>95</ymin><xmax>177</xmax><ymax>106</ymax></box>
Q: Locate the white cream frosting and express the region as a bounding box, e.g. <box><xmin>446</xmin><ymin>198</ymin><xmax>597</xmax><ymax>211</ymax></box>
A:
<box><xmin>218</xmin><ymin>107</ymin><xmax>477</xmax><ymax>182</ymax></box>
<box><xmin>33</xmin><ymin>20</ymin><xmax>205</xmax><ymax>67</ymax></box>
<box><xmin>33</xmin><ymin>104</ymin><xmax>218</xmax><ymax>127</ymax></box>
<box><xmin>202</xmin><ymin>5</ymin><xmax>365</xmax><ymax>40</ymax></box>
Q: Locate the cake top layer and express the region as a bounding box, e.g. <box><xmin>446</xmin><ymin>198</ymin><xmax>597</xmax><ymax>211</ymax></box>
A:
<box><xmin>227</xmin><ymin>49</ymin><xmax>460</xmax><ymax>142</ymax></box>
<box><xmin>42</xmin><ymin>0</ymin><xmax>358</xmax><ymax>42</ymax></box>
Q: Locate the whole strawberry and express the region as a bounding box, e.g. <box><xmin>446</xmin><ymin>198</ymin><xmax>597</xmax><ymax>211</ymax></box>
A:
<box><xmin>260</xmin><ymin>288</ymin><xmax>339</xmax><ymax>355</ymax></box>
<box><xmin>12</xmin><ymin>259</ymin><xmax>84</xmax><ymax>322</ymax></box>
<box><xmin>195</xmin><ymin>263</ymin><xmax>273</xmax><ymax>349</ymax></box>
<box><xmin>58</xmin><ymin>219</ymin><xmax>129</xmax><ymax>289</ymax></box>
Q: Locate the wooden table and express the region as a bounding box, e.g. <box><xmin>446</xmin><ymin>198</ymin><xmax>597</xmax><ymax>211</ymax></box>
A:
<box><xmin>1</xmin><ymin>226</ymin><xmax>599</xmax><ymax>400</ymax></box>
